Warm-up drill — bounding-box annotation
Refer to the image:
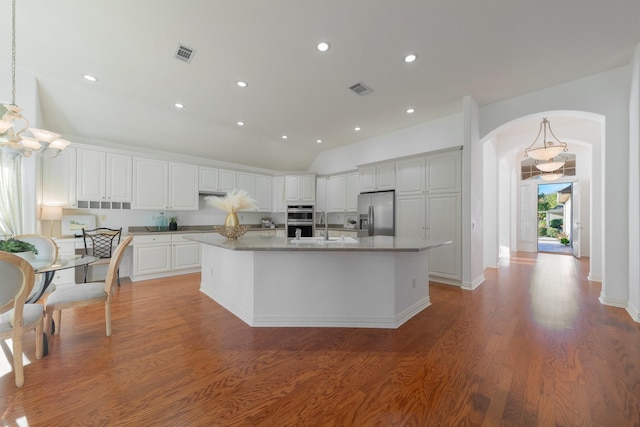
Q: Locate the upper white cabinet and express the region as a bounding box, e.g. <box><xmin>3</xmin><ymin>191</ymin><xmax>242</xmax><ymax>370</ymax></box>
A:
<box><xmin>395</xmin><ymin>150</ymin><xmax>461</xmax><ymax>196</ymax></box>
<box><xmin>76</xmin><ymin>148</ymin><xmax>132</xmax><ymax>203</ymax></box>
<box><xmin>254</xmin><ymin>174</ymin><xmax>272</xmax><ymax>212</ymax></box>
<box><xmin>327</xmin><ymin>175</ymin><xmax>347</xmax><ymax>212</ymax></box>
<box><xmin>198</xmin><ymin>167</ymin><xmax>236</xmax><ymax>193</ymax></box>
<box><xmin>285</xmin><ymin>174</ymin><xmax>315</xmax><ymax>203</ymax></box>
<box><xmin>315</xmin><ymin>177</ymin><xmax>327</xmax><ymax>213</ymax></box>
<box><xmin>133</xmin><ymin>157</ymin><xmax>198</xmax><ymax>210</ymax></box>
<box><xmin>272</xmin><ymin>176</ymin><xmax>286</xmax><ymax>212</ymax></box>
<box><xmin>395</xmin><ymin>157</ymin><xmax>426</xmax><ymax>195</ymax></box>
<box><xmin>359</xmin><ymin>162</ymin><xmax>395</xmax><ymax>192</ymax></box>
<box><xmin>426</xmin><ymin>151</ymin><xmax>461</xmax><ymax>194</ymax></box>
<box><xmin>42</xmin><ymin>146</ymin><xmax>77</xmax><ymax>208</ymax></box>
<box><xmin>237</xmin><ymin>172</ymin><xmax>271</xmax><ymax>211</ymax></box>
<box><xmin>346</xmin><ymin>172</ymin><xmax>359</xmax><ymax>212</ymax></box>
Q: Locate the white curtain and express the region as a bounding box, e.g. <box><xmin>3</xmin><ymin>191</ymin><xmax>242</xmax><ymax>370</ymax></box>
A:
<box><xmin>0</xmin><ymin>150</ymin><xmax>23</xmax><ymax>237</ymax></box>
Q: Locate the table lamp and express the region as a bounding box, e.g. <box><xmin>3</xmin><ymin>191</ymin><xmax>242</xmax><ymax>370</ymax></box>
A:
<box><xmin>41</xmin><ymin>205</ymin><xmax>63</xmax><ymax>237</ymax></box>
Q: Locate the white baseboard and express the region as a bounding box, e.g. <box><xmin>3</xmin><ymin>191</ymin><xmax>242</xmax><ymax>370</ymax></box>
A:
<box><xmin>599</xmin><ymin>293</ymin><xmax>627</xmax><ymax>308</ymax></box>
<box><xmin>461</xmin><ymin>273</ymin><xmax>486</xmax><ymax>291</ymax></box>
<box><xmin>430</xmin><ymin>276</ymin><xmax>461</xmax><ymax>287</ymax></box>
<box><xmin>588</xmin><ymin>272</ymin><xmax>602</xmax><ymax>282</ymax></box>
<box><xmin>626</xmin><ymin>302</ymin><xmax>640</xmax><ymax>323</ymax></box>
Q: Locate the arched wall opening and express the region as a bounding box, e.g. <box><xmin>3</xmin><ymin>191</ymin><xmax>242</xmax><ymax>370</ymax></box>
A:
<box><xmin>480</xmin><ymin>111</ymin><xmax>603</xmax><ymax>280</ymax></box>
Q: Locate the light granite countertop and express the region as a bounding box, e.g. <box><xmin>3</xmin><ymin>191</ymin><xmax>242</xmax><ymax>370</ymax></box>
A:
<box><xmin>186</xmin><ymin>234</ymin><xmax>451</xmax><ymax>252</ymax></box>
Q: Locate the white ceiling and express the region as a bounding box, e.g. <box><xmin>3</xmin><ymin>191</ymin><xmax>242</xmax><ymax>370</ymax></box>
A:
<box><xmin>2</xmin><ymin>0</ymin><xmax>639</xmax><ymax>171</ymax></box>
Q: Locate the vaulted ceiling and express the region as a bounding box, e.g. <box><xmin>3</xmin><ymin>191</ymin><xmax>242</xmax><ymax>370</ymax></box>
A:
<box><xmin>2</xmin><ymin>0</ymin><xmax>639</xmax><ymax>171</ymax></box>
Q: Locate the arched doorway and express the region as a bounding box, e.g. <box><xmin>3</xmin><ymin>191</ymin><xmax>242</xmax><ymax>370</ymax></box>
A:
<box><xmin>481</xmin><ymin>111</ymin><xmax>603</xmax><ymax>280</ymax></box>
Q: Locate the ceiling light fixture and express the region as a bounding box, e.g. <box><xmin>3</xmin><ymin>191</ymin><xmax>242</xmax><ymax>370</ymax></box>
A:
<box><xmin>354</xmin><ymin>127</ymin><xmax>361</xmax><ymax>131</ymax></box>
<box><xmin>174</xmin><ymin>103</ymin><xmax>184</xmax><ymax>109</ymax></box>
<box><xmin>317</xmin><ymin>42</ymin><xmax>330</xmax><ymax>52</ymax></box>
<box><xmin>237</xmin><ymin>121</ymin><xmax>244</xmax><ymax>126</ymax></box>
<box><xmin>281</xmin><ymin>135</ymin><xmax>288</xmax><ymax>139</ymax></box>
<box><xmin>0</xmin><ymin>0</ymin><xmax>70</xmax><ymax>158</ymax></box>
<box><xmin>404</xmin><ymin>54</ymin><xmax>417</xmax><ymax>63</ymax></box>
<box><xmin>406</xmin><ymin>108</ymin><xmax>415</xmax><ymax>114</ymax></box>
<box><xmin>236</xmin><ymin>81</ymin><xmax>248</xmax><ymax>88</ymax></box>
<box><xmin>524</xmin><ymin>118</ymin><xmax>568</xmax><ymax>161</ymax></box>
<box><xmin>539</xmin><ymin>172</ymin><xmax>564</xmax><ymax>182</ymax></box>
<box><xmin>83</xmin><ymin>74</ymin><xmax>97</xmax><ymax>82</ymax></box>
<box><xmin>535</xmin><ymin>155</ymin><xmax>566</xmax><ymax>172</ymax></box>
<box><xmin>316</xmin><ymin>139</ymin><xmax>322</xmax><ymax>144</ymax></box>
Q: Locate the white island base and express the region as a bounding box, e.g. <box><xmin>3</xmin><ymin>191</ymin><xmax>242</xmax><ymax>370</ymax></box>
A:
<box><xmin>199</xmin><ymin>243</ymin><xmax>431</xmax><ymax>329</ymax></box>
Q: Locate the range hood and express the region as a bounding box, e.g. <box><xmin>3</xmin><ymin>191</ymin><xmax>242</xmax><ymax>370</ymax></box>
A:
<box><xmin>198</xmin><ymin>191</ymin><xmax>226</xmax><ymax>197</ymax></box>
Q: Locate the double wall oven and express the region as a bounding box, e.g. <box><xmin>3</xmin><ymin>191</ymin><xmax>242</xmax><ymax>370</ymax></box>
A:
<box><xmin>286</xmin><ymin>205</ymin><xmax>314</xmax><ymax>238</ymax></box>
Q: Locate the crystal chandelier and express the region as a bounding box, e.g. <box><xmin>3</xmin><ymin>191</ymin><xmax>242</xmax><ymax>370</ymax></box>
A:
<box><xmin>524</xmin><ymin>118</ymin><xmax>568</xmax><ymax>163</ymax></box>
<box><xmin>0</xmin><ymin>0</ymin><xmax>70</xmax><ymax>158</ymax></box>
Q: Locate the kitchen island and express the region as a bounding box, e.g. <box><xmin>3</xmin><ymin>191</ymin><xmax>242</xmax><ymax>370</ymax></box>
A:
<box><xmin>186</xmin><ymin>234</ymin><xmax>451</xmax><ymax>329</ymax></box>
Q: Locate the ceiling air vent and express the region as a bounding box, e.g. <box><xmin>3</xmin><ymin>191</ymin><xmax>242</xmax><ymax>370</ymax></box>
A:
<box><xmin>349</xmin><ymin>81</ymin><xmax>374</xmax><ymax>96</ymax></box>
<box><xmin>175</xmin><ymin>44</ymin><xmax>196</xmax><ymax>63</ymax></box>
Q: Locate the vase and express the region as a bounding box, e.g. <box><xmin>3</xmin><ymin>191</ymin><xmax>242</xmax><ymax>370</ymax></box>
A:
<box><xmin>225</xmin><ymin>211</ymin><xmax>239</xmax><ymax>227</ymax></box>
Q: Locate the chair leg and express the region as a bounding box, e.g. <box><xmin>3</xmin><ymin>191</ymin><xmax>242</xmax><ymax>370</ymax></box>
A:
<box><xmin>84</xmin><ymin>264</ymin><xmax>88</xmax><ymax>283</ymax></box>
<box><xmin>116</xmin><ymin>268</ymin><xmax>120</xmax><ymax>286</ymax></box>
<box><xmin>35</xmin><ymin>316</ymin><xmax>44</xmax><ymax>359</ymax></box>
<box><xmin>45</xmin><ymin>306</ymin><xmax>54</xmax><ymax>336</ymax></box>
<box><xmin>105</xmin><ymin>301</ymin><xmax>112</xmax><ymax>336</ymax></box>
<box><xmin>53</xmin><ymin>310</ymin><xmax>61</xmax><ymax>334</ymax></box>
<box><xmin>12</xmin><ymin>336</ymin><xmax>24</xmax><ymax>387</ymax></box>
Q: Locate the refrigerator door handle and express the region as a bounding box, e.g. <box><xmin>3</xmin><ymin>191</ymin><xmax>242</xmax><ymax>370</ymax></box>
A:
<box><xmin>368</xmin><ymin>205</ymin><xmax>374</xmax><ymax>235</ymax></box>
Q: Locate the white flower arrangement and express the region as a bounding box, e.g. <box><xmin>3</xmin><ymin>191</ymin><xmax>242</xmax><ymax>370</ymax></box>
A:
<box><xmin>205</xmin><ymin>189</ymin><xmax>255</xmax><ymax>213</ymax></box>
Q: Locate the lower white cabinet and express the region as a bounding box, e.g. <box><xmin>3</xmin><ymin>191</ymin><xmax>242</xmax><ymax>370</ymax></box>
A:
<box><xmin>245</xmin><ymin>229</ymin><xmax>277</xmax><ymax>237</ymax></box>
<box><xmin>132</xmin><ymin>233</ymin><xmax>201</xmax><ymax>281</ymax></box>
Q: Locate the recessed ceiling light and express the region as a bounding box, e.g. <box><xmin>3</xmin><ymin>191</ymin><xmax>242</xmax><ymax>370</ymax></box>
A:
<box><xmin>404</xmin><ymin>54</ymin><xmax>417</xmax><ymax>63</ymax></box>
<box><xmin>281</xmin><ymin>135</ymin><xmax>288</xmax><ymax>139</ymax></box>
<box><xmin>317</xmin><ymin>42</ymin><xmax>330</xmax><ymax>52</ymax></box>
<box><xmin>236</xmin><ymin>81</ymin><xmax>248</xmax><ymax>88</ymax></box>
<box><xmin>83</xmin><ymin>74</ymin><xmax>97</xmax><ymax>82</ymax></box>
<box><xmin>406</xmin><ymin>108</ymin><xmax>415</xmax><ymax>114</ymax></box>
<box><xmin>354</xmin><ymin>127</ymin><xmax>361</xmax><ymax>131</ymax></box>
<box><xmin>174</xmin><ymin>103</ymin><xmax>184</xmax><ymax>109</ymax></box>
<box><xmin>237</xmin><ymin>121</ymin><xmax>244</xmax><ymax>126</ymax></box>
<box><xmin>316</xmin><ymin>139</ymin><xmax>323</xmax><ymax>144</ymax></box>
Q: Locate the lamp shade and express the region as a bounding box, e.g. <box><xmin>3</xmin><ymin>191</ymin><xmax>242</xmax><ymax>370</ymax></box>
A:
<box><xmin>41</xmin><ymin>205</ymin><xmax>62</xmax><ymax>220</ymax></box>
<box><xmin>535</xmin><ymin>158</ymin><xmax>565</xmax><ymax>172</ymax></box>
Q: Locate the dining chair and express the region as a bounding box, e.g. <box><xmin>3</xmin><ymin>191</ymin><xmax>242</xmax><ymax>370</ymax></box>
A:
<box><xmin>14</xmin><ymin>234</ymin><xmax>59</xmax><ymax>301</ymax></box>
<box><xmin>0</xmin><ymin>252</ymin><xmax>45</xmax><ymax>387</ymax></box>
<box><xmin>45</xmin><ymin>235</ymin><xmax>132</xmax><ymax>337</ymax></box>
<box><xmin>81</xmin><ymin>227</ymin><xmax>122</xmax><ymax>285</ymax></box>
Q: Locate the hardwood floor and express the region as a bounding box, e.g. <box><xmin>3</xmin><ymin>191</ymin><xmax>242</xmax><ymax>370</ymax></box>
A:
<box><xmin>1</xmin><ymin>252</ymin><xmax>639</xmax><ymax>426</ymax></box>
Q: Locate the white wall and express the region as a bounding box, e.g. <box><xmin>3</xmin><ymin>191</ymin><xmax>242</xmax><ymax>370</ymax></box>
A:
<box><xmin>483</xmin><ymin>139</ymin><xmax>498</xmax><ymax>268</ymax></box>
<box><xmin>628</xmin><ymin>44</ymin><xmax>640</xmax><ymax>321</ymax></box>
<box><xmin>309</xmin><ymin>113</ymin><xmax>464</xmax><ymax>174</ymax></box>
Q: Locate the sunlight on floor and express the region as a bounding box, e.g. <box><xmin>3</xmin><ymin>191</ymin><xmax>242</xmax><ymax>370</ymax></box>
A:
<box><xmin>0</xmin><ymin>339</ymin><xmax>33</xmax><ymax>379</ymax></box>
<box><xmin>529</xmin><ymin>255</ymin><xmax>579</xmax><ymax>331</ymax></box>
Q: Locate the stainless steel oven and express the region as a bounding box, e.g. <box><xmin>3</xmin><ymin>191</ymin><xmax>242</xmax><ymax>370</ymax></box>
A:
<box><xmin>286</xmin><ymin>205</ymin><xmax>314</xmax><ymax>238</ymax></box>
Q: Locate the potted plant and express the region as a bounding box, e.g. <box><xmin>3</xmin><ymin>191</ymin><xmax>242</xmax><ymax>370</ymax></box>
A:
<box><xmin>169</xmin><ymin>216</ymin><xmax>178</xmax><ymax>231</ymax></box>
<box><xmin>0</xmin><ymin>238</ymin><xmax>39</xmax><ymax>260</ymax></box>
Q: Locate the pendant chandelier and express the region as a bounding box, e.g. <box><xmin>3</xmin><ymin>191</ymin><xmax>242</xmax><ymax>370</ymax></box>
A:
<box><xmin>524</xmin><ymin>118</ymin><xmax>568</xmax><ymax>165</ymax></box>
<box><xmin>535</xmin><ymin>154</ymin><xmax>566</xmax><ymax>172</ymax></box>
<box><xmin>0</xmin><ymin>0</ymin><xmax>70</xmax><ymax>158</ymax></box>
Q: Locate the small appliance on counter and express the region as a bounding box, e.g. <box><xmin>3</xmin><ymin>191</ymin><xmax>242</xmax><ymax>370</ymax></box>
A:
<box><xmin>261</xmin><ymin>217</ymin><xmax>274</xmax><ymax>228</ymax></box>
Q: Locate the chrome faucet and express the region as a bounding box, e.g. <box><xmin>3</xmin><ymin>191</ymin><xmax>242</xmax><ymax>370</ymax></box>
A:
<box><xmin>321</xmin><ymin>210</ymin><xmax>329</xmax><ymax>240</ymax></box>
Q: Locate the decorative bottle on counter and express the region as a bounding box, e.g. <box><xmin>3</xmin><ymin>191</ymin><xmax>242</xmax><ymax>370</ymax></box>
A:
<box><xmin>156</xmin><ymin>212</ymin><xmax>168</xmax><ymax>231</ymax></box>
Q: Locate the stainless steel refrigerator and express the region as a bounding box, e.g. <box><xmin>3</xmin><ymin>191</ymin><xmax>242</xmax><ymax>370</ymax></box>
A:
<box><xmin>357</xmin><ymin>190</ymin><xmax>395</xmax><ymax>237</ymax></box>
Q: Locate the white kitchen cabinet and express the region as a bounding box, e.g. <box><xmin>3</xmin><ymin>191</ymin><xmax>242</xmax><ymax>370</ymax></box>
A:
<box><xmin>285</xmin><ymin>174</ymin><xmax>315</xmax><ymax>203</ymax></box>
<box><xmin>359</xmin><ymin>162</ymin><xmax>395</xmax><ymax>192</ymax></box>
<box><xmin>315</xmin><ymin>176</ymin><xmax>327</xmax><ymax>214</ymax></box>
<box><xmin>327</xmin><ymin>174</ymin><xmax>346</xmax><ymax>212</ymax></box>
<box><xmin>275</xmin><ymin>229</ymin><xmax>286</xmax><ymax>237</ymax></box>
<box><xmin>426</xmin><ymin>150</ymin><xmax>461</xmax><ymax>194</ymax></box>
<box><xmin>346</xmin><ymin>172</ymin><xmax>359</xmax><ymax>211</ymax></box>
<box><xmin>254</xmin><ymin>174</ymin><xmax>272</xmax><ymax>212</ymax></box>
<box><xmin>395</xmin><ymin>157</ymin><xmax>426</xmax><ymax>195</ymax></box>
<box><xmin>42</xmin><ymin>146</ymin><xmax>77</xmax><ymax>208</ymax></box>
<box><xmin>199</xmin><ymin>167</ymin><xmax>236</xmax><ymax>193</ymax></box>
<box><xmin>396</xmin><ymin>195</ymin><xmax>427</xmax><ymax>239</ymax></box>
<box><xmin>77</xmin><ymin>148</ymin><xmax>132</xmax><ymax>204</ymax></box>
<box><xmin>132</xmin><ymin>233</ymin><xmax>201</xmax><ymax>281</ymax></box>
<box><xmin>237</xmin><ymin>172</ymin><xmax>254</xmax><ymax>197</ymax></box>
<box><xmin>132</xmin><ymin>157</ymin><xmax>198</xmax><ymax>210</ymax></box>
<box><xmin>272</xmin><ymin>176</ymin><xmax>286</xmax><ymax>212</ymax></box>
<box><xmin>427</xmin><ymin>193</ymin><xmax>461</xmax><ymax>281</ymax></box>
<box><xmin>246</xmin><ymin>229</ymin><xmax>277</xmax><ymax>237</ymax></box>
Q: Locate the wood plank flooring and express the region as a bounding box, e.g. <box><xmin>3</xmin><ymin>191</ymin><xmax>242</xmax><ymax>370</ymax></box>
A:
<box><xmin>1</xmin><ymin>252</ymin><xmax>639</xmax><ymax>426</ymax></box>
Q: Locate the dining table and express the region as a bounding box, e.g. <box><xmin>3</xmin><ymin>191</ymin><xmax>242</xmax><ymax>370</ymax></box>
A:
<box><xmin>28</xmin><ymin>255</ymin><xmax>98</xmax><ymax>304</ymax></box>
